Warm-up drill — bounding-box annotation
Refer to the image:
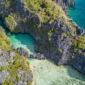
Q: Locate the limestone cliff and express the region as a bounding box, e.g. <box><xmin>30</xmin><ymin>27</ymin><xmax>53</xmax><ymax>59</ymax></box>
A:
<box><xmin>53</xmin><ymin>0</ymin><xmax>75</xmax><ymax>9</ymax></box>
<box><xmin>0</xmin><ymin>0</ymin><xmax>85</xmax><ymax>75</ymax></box>
<box><xmin>0</xmin><ymin>27</ymin><xmax>33</xmax><ymax>84</ymax></box>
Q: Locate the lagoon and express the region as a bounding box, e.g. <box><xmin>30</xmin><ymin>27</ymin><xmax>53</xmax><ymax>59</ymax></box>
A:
<box><xmin>1</xmin><ymin>0</ymin><xmax>85</xmax><ymax>84</ymax></box>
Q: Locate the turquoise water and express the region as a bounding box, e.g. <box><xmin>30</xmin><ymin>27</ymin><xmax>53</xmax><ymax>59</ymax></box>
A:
<box><xmin>8</xmin><ymin>34</ymin><xmax>35</xmax><ymax>53</ymax></box>
<box><xmin>0</xmin><ymin>1</ymin><xmax>85</xmax><ymax>84</ymax></box>
<box><xmin>68</xmin><ymin>0</ymin><xmax>85</xmax><ymax>29</ymax></box>
<box><xmin>0</xmin><ymin>19</ymin><xmax>35</xmax><ymax>53</ymax></box>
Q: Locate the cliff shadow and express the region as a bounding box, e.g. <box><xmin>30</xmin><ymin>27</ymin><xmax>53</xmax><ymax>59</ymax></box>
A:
<box><xmin>12</xmin><ymin>33</ymin><xmax>36</xmax><ymax>53</ymax></box>
<box><xmin>65</xmin><ymin>65</ymin><xmax>85</xmax><ymax>82</ymax></box>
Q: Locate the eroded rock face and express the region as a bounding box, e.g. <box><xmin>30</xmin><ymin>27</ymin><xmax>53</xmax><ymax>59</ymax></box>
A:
<box><xmin>71</xmin><ymin>51</ymin><xmax>85</xmax><ymax>74</ymax></box>
<box><xmin>1</xmin><ymin>0</ymin><xmax>85</xmax><ymax>75</ymax></box>
<box><xmin>16</xmin><ymin>71</ymin><xmax>33</xmax><ymax>85</ymax></box>
<box><xmin>0</xmin><ymin>70</ymin><xmax>10</xmax><ymax>83</ymax></box>
<box><xmin>16</xmin><ymin>47</ymin><xmax>29</xmax><ymax>57</ymax></box>
<box><xmin>30</xmin><ymin>54</ymin><xmax>46</xmax><ymax>60</ymax></box>
<box><xmin>0</xmin><ymin>48</ymin><xmax>33</xmax><ymax>84</ymax></box>
<box><xmin>52</xmin><ymin>0</ymin><xmax>75</xmax><ymax>9</ymax></box>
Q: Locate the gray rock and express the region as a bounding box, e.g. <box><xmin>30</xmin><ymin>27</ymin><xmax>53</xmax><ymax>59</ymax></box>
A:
<box><xmin>71</xmin><ymin>51</ymin><xmax>85</xmax><ymax>74</ymax></box>
<box><xmin>16</xmin><ymin>47</ymin><xmax>29</xmax><ymax>57</ymax></box>
<box><xmin>52</xmin><ymin>0</ymin><xmax>75</xmax><ymax>10</ymax></box>
<box><xmin>9</xmin><ymin>52</ymin><xmax>15</xmax><ymax>59</ymax></box>
<box><xmin>30</xmin><ymin>53</ymin><xmax>46</xmax><ymax>60</ymax></box>
<box><xmin>17</xmin><ymin>71</ymin><xmax>33</xmax><ymax>85</ymax></box>
<box><xmin>0</xmin><ymin>70</ymin><xmax>10</xmax><ymax>83</ymax></box>
<box><xmin>0</xmin><ymin>56</ymin><xmax>9</xmax><ymax>66</ymax></box>
<box><xmin>0</xmin><ymin>49</ymin><xmax>2</xmax><ymax>54</ymax></box>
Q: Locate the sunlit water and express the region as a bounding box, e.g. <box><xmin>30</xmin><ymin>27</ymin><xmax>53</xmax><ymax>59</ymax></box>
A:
<box><xmin>68</xmin><ymin>0</ymin><xmax>85</xmax><ymax>29</ymax></box>
<box><xmin>8</xmin><ymin>34</ymin><xmax>35</xmax><ymax>54</ymax></box>
<box><xmin>28</xmin><ymin>59</ymin><xmax>85</xmax><ymax>85</ymax></box>
<box><xmin>1</xmin><ymin>1</ymin><xmax>85</xmax><ymax>84</ymax></box>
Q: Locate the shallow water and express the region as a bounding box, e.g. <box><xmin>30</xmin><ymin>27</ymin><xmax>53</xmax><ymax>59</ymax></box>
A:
<box><xmin>0</xmin><ymin>19</ymin><xmax>35</xmax><ymax>54</ymax></box>
<box><xmin>29</xmin><ymin>59</ymin><xmax>85</xmax><ymax>85</ymax></box>
<box><xmin>68</xmin><ymin>0</ymin><xmax>85</xmax><ymax>29</ymax></box>
<box><xmin>0</xmin><ymin>1</ymin><xmax>85</xmax><ymax>84</ymax></box>
<box><xmin>8</xmin><ymin>34</ymin><xmax>35</xmax><ymax>53</ymax></box>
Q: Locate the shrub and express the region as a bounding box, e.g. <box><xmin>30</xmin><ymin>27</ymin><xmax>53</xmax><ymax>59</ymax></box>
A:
<box><xmin>72</xmin><ymin>36</ymin><xmax>85</xmax><ymax>50</ymax></box>
<box><xmin>58</xmin><ymin>48</ymin><xmax>62</xmax><ymax>53</ymax></box>
<box><xmin>5</xmin><ymin>15</ymin><xmax>17</xmax><ymax>32</ymax></box>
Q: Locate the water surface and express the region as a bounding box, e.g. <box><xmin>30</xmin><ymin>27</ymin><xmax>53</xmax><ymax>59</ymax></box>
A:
<box><xmin>0</xmin><ymin>1</ymin><xmax>85</xmax><ymax>84</ymax></box>
<box><xmin>68</xmin><ymin>0</ymin><xmax>85</xmax><ymax>29</ymax></box>
<box><xmin>0</xmin><ymin>19</ymin><xmax>35</xmax><ymax>53</ymax></box>
<box><xmin>29</xmin><ymin>59</ymin><xmax>85</xmax><ymax>85</ymax></box>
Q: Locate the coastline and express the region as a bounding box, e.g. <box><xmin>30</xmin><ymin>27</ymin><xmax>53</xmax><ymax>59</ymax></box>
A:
<box><xmin>28</xmin><ymin>59</ymin><xmax>85</xmax><ymax>85</ymax></box>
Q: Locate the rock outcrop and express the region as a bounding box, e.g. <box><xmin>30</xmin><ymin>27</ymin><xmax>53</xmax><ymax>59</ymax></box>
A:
<box><xmin>0</xmin><ymin>48</ymin><xmax>33</xmax><ymax>85</ymax></box>
<box><xmin>72</xmin><ymin>52</ymin><xmax>85</xmax><ymax>74</ymax></box>
<box><xmin>0</xmin><ymin>0</ymin><xmax>85</xmax><ymax>75</ymax></box>
<box><xmin>16</xmin><ymin>47</ymin><xmax>46</xmax><ymax>60</ymax></box>
<box><xmin>0</xmin><ymin>26</ymin><xmax>33</xmax><ymax>85</ymax></box>
<box><xmin>30</xmin><ymin>53</ymin><xmax>46</xmax><ymax>60</ymax></box>
<box><xmin>16</xmin><ymin>47</ymin><xmax>29</xmax><ymax>57</ymax></box>
<box><xmin>53</xmin><ymin>0</ymin><xmax>75</xmax><ymax>9</ymax></box>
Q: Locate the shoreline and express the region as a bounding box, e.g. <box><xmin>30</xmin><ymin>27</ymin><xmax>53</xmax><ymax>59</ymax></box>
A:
<box><xmin>28</xmin><ymin>59</ymin><xmax>85</xmax><ymax>85</ymax></box>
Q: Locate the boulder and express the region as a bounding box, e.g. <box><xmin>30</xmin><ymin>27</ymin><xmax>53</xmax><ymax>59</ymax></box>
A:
<box><xmin>30</xmin><ymin>53</ymin><xmax>46</xmax><ymax>60</ymax></box>
<box><xmin>16</xmin><ymin>47</ymin><xmax>29</xmax><ymax>57</ymax></box>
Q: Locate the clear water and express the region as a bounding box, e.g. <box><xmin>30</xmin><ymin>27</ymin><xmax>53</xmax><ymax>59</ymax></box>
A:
<box><xmin>29</xmin><ymin>59</ymin><xmax>85</xmax><ymax>85</ymax></box>
<box><xmin>0</xmin><ymin>19</ymin><xmax>35</xmax><ymax>53</ymax></box>
<box><xmin>68</xmin><ymin>0</ymin><xmax>85</xmax><ymax>29</ymax></box>
<box><xmin>0</xmin><ymin>1</ymin><xmax>85</xmax><ymax>84</ymax></box>
<box><xmin>8</xmin><ymin>34</ymin><xmax>35</xmax><ymax>54</ymax></box>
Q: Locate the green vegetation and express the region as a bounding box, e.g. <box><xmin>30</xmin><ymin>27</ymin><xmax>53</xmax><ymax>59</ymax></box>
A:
<box><xmin>0</xmin><ymin>52</ymin><xmax>32</xmax><ymax>85</ymax></box>
<box><xmin>58</xmin><ymin>48</ymin><xmax>62</xmax><ymax>53</ymax></box>
<box><xmin>71</xmin><ymin>36</ymin><xmax>85</xmax><ymax>58</ymax></box>
<box><xmin>0</xmin><ymin>27</ymin><xmax>32</xmax><ymax>85</ymax></box>
<box><xmin>0</xmin><ymin>26</ymin><xmax>11</xmax><ymax>51</ymax></box>
<box><xmin>5</xmin><ymin>15</ymin><xmax>17</xmax><ymax>32</ymax></box>
<box><xmin>72</xmin><ymin>36</ymin><xmax>85</xmax><ymax>50</ymax></box>
<box><xmin>23</xmin><ymin>0</ymin><xmax>67</xmax><ymax>24</ymax></box>
<box><xmin>62</xmin><ymin>32</ymin><xmax>73</xmax><ymax>38</ymax></box>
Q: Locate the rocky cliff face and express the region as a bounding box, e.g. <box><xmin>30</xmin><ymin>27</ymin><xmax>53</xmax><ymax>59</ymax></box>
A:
<box><xmin>52</xmin><ymin>0</ymin><xmax>75</xmax><ymax>9</ymax></box>
<box><xmin>0</xmin><ymin>0</ymin><xmax>85</xmax><ymax>75</ymax></box>
<box><xmin>0</xmin><ymin>27</ymin><xmax>33</xmax><ymax>84</ymax></box>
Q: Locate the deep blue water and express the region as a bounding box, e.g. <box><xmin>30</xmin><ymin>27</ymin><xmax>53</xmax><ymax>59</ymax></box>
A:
<box><xmin>68</xmin><ymin>0</ymin><xmax>85</xmax><ymax>29</ymax></box>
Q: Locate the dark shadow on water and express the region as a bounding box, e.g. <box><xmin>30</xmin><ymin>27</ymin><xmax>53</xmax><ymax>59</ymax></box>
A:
<box><xmin>0</xmin><ymin>18</ymin><xmax>36</xmax><ymax>53</ymax></box>
<box><xmin>65</xmin><ymin>65</ymin><xmax>85</xmax><ymax>82</ymax></box>
<box><xmin>0</xmin><ymin>18</ymin><xmax>10</xmax><ymax>34</ymax></box>
<box><xmin>48</xmin><ymin>59</ymin><xmax>85</xmax><ymax>82</ymax></box>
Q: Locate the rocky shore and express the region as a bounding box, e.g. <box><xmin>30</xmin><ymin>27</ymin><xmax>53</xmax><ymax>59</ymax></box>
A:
<box><xmin>0</xmin><ymin>0</ymin><xmax>85</xmax><ymax>75</ymax></box>
<box><xmin>0</xmin><ymin>48</ymin><xmax>33</xmax><ymax>85</ymax></box>
<box><xmin>16</xmin><ymin>47</ymin><xmax>46</xmax><ymax>60</ymax></box>
<box><xmin>53</xmin><ymin>0</ymin><xmax>75</xmax><ymax>10</ymax></box>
